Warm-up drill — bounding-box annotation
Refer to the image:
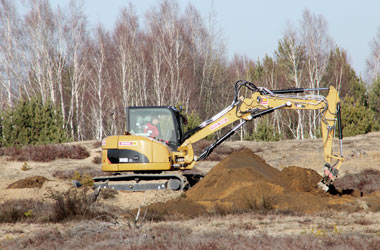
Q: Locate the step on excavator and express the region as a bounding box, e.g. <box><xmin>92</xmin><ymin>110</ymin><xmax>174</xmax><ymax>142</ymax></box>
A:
<box><xmin>78</xmin><ymin>80</ymin><xmax>344</xmax><ymax>192</ymax></box>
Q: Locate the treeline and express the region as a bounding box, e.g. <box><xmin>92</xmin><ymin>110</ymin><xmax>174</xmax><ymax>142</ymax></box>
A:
<box><xmin>0</xmin><ymin>0</ymin><xmax>379</xmax><ymax>144</ymax></box>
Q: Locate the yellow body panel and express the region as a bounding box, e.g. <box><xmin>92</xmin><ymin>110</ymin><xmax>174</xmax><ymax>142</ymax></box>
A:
<box><xmin>102</xmin><ymin>135</ymin><xmax>172</xmax><ymax>172</ymax></box>
<box><xmin>117</xmin><ymin>162</ymin><xmax>171</xmax><ymax>171</ymax></box>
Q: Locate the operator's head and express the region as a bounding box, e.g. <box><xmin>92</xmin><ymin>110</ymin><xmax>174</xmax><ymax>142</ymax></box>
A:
<box><xmin>152</xmin><ymin>115</ymin><xmax>160</xmax><ymax>125</ymax></box>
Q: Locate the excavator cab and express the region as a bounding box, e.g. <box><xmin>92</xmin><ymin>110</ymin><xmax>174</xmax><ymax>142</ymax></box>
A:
<box><xmin>126</xmin><ymin>106</ymin><xmax>185</xmax><ymax>149</ymax></box>
<box><xmin>101</xmin><ymin>106</ymin><xmax>186</xmax><ymax>174</ymax></box>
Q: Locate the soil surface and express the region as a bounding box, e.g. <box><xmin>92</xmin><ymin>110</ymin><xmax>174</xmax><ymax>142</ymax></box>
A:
<box><xmin>147</xmin><ymin>148</ymin><xmax>380</xmax><ymax>217</ymax></box>
<box><xmin>7</xmin><ymin>176</ymin><xmax>48</xmax><ymax>189</ymax></box>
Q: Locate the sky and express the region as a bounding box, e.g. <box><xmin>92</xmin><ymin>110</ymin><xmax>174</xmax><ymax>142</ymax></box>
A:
<box><xmin>51</xmin><ymin>0</ymin><xmax>380</xmax><ymax>78</ymax></box>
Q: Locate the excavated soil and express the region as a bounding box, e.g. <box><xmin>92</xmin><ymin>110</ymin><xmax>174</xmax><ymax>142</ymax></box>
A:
<box><xmin>7</xmin><ymin>176</ymin><xmax>48</xmax><ymax>189</ymax></box>
<box><xmin>148</xmin><ymin>149</ymin><xmax>372</xmax><ymax>218</ymax></box>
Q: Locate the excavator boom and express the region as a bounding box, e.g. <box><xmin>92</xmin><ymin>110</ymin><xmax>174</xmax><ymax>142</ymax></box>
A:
<box><xmin>173</xmin><ymin>80</ymin><xmax>343</xmax><ymax>190</ymax></box>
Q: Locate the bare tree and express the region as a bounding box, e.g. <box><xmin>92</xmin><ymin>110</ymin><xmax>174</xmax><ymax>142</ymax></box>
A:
<box><xmin>0</xmin><ymin>0</ymin><xmax>25</xmax><ymax>108</ymax></box>
<box><xmin>64</xmin><ymin>0</ymin><xmax>88</xmax><ymax>139</ymax></box>
<box><xmin>146</xmin><ymin>0</ymin><xmax>190</xmax><ymax>107</ymax></box>
<box><xmin>276</xmin><ymin>26</ymin><xmax>306</xmax><ymax>139</ymax></box>
<box><xmin>86</xmin><ymin>26</ymin><xmax>112</xmax><ymax>140</ymax></box>
<box><xmin>23</xmin><ymin>0</ymin><xmax>58</xmax><ymax>104</ymax></box>
<box><xmin>300</xmin><ymin>9</ymin><xmax>333</xmax><ymax>138</ymax></box>
<box><xmin>198</xmin><ymin>7</ymin><xmax>229</xmax><ymax>117</ymax></box>
<box><xmin>323</xmin><ymin>47</ymin><xmax>353</xmax><ymax>96</ymax></box>
<box><xmin>366</xmin><ymin>25</ymin><xmax>380</xmax><ymax>82</ymax></box>
<box><xmin>112</xmin><ymin>4</ymin><xmax>148</xmax><ymax>131</ymax></box>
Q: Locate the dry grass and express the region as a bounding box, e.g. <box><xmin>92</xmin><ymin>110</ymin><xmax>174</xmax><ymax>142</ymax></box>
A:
<box><xmin>1</xmin><ymin>221</ymin><xmax>379</xmax><ymax>250</ymax></box>
<box><xmin>0</xmin><ymin>189</ymin><xmax>119</xmax><ymax>224</ymax></box>
<box><xmin>100</xmin><ymin>189</ymin><xmax>118</xmax><ymax>200</ymax></box>
<box><xmin>0</xmin><ymin>144</ymin><xmax>90</xmax><ymax>162</ymax></box>
<box><xmin>0</xmin><ymin>199</ymin><xmax>51</xmax><ymax>223</ymax></box>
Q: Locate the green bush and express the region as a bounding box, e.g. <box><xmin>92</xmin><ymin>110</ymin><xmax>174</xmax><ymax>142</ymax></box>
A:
<box><xmin>182</xmin><ymin>111</ymin><xmax>203</xmax><ymax>133</ymax></box>
<box><xmin>341</xmin><ymin>96</ymin><xmax>379</xmax><ymax>137</ymax></box>
<box><xmin>0</xmin><ymin>97</ymin><xmax>69</xmax><ymax>147</ymax></box>
<box><xmin>244</xmin><ymin>118</ymin><xmax>281</xmax><ymax>142</ymax></box>
<box><xmin>369</xmin><ymin>78</ymin><xmax>380</xmax><ymax>117</ymax></box>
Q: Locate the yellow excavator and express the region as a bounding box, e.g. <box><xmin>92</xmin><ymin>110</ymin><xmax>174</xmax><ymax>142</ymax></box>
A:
<box><xmin>94</xmin><ymin>80</ymin><xmax>344</xmax><ymax>192</ymax></box>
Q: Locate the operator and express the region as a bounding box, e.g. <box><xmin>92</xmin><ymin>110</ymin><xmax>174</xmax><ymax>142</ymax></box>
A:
<box><xmin>144</xmin><ymin>115</ymin><xmax>160</xmax><ymax>138</ymax></box>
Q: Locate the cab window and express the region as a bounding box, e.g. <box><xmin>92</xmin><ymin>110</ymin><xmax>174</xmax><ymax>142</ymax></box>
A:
<box><xmin>128</xmin><ymin>108</ymin><xmax>177</xmax><ymax>143</ymax></box>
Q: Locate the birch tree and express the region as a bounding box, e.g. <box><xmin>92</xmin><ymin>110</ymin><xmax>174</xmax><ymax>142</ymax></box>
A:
<box><xmin>300</xmin><ymin>9</ymin><xmax>333</xmax><ymax>138</ymax></box>
<box><xmin>276</xmin><ymin>26</ymin><xmax>306</xmax><ymax>139</ymax></box>
<box><xmin>24</xmin><ymin>0</ymin><xmax>58</xmax><ymax>104</ymax></box>
<box><xmin>0</xmin><ymin>0</ymin><xmax>24</xmax><ymax>107</ymax></box>
<box><xmin>87</xmin><ymin>26</ymin><xmax>111</xmax><ymax>140</ymax></box>
<box><xmin>64</xmin><ymin>0</ymin><xmax>88</xmax><ymax>139</ymax></box>
<box><xmin>146</xmin><ymin>0</ymin><xmax>189</xmax><ymax>106</ymax></box>
<box><xmin>367</xmin><ymin>25</ymin><xmax>380</xmax><ymax>82</ymax></box>
<box><xmin>113</xmin><ymin>6</ymin><xmax>147</xmax><ymax>108</ymax></box>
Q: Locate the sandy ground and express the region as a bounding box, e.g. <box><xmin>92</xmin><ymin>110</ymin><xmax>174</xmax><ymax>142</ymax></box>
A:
<box><xmin>1</xmin><ymin>132</ymin><xmax>380</xmax><ymax>242</ymax></box>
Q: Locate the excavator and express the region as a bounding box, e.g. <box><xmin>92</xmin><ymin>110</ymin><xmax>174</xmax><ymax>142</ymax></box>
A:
<box><xmin>93</xmin><ymin>80</ymin><xmax>344</xmax><ymax>192</ymax></box>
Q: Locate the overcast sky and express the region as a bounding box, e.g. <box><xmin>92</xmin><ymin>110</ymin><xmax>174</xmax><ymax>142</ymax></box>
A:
<box><xmin>51</xmin><ymin>0</ymin><xmax>380</xmax><ymax>78</ymax></box>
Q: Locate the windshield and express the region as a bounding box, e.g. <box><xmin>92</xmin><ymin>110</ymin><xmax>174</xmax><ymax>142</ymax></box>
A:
<box><xmin>128</xmin><ymin>108</ymin><xmax>177</xmax><ymax>142</ymax></box>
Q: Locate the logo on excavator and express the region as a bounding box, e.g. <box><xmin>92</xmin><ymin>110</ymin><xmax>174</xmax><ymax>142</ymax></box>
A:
<box><xmin>260</xmin><ymin>97</ymin><xmax>268</xmax><ymax>105</ymax></box>
<box><xmin>119</xmin><ymin>141</ymin><xmax>138</xmax><ymax>146</ymax></box>
<box><xmin>210</xmin><ymin>117</ymin><xmax>229</xmax><ymax>130</ymax></box>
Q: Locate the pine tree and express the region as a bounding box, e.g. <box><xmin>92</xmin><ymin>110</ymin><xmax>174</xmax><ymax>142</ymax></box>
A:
<box><xmin>0</xmin><ymin>97</ymin><xmax>69</xmax><ymax>147</ymax></box>
<box><xmin>341</xmin><ymin>96</ymin><xmax>379</xmax><ymax>137</ymax></box>
<box><xmin>369</xmin><ymin>77</ymin><xmax>380</xmax><ymax>118</ymax></box>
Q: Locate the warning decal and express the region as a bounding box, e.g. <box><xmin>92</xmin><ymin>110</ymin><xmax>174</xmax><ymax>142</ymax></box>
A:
<box><xmin>210</xmin><ymin>117</ymin><xmax>229</xmax><ymax>130</ymax></box>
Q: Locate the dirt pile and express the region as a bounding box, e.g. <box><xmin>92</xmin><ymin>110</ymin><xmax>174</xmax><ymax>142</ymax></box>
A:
<box><xmin>147</xmin><ymin>149</ymin><xmax>364</xmax><ymax>218</ymax></box>
<box><xmin>7</xmin><ymin>176</ymin><xmax>48</xmax><ymax>189</ymax></box>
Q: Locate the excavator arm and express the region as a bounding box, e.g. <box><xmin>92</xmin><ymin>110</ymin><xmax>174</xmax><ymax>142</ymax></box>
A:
<box><xmin>173</xmin><ymin>80</ymin><xmax>344</xmax><ymax>190</ymax></box>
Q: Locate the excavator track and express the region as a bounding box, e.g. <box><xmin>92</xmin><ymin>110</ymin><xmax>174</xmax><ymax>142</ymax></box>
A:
<box><xmin>73</xmin><ymin>172</ymin><xmax>202</xmax><ymax>191</ymax></box>
<box><xmin>91</xmin><ymin>173</ymin><xmax>188</xmax><ymax>191</ymax></box>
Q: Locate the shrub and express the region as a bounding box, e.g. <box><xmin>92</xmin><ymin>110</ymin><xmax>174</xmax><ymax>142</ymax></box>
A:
<box><xmin>183</xmin><ymin>111</ymin><xmax>203</xmax><ymax>134</ymax></box>
<box><xmin>0</xmin><ymin>199</ymin><xmax>51</xmax><ymax>223</ymax></box>
<box><xmin>334</xmin><ymin>169</ymin><xmax>380</xmax><ymax>193</ymax></box>
<box><xmin>53</xmin><ymin>167</ymin><xmax>104</xmax><ymax>180</ymax></box>
<box><xmin>92</xmin><ymin>156</ymin><xmax>101</xmax><ymax>164</ymax></box>
<box><xmin>341</xmin><ymin>96</ymin><xmax>379</xmax><ymax>137</ymax></box>
<box><xmin>0</xmin><ymin>144</ymin><xmax>89</xmax><ymax>162</ymax></box>
<box><xmin>369</xmin><ymin>78</ymin><xmax>380</xmax><ymax>117</ymax></box>
<box><xmin>0</xmin><ymin>190</ymin><xmax>118</xmax><ymax>224</ymax></box>
<box><xmin>244</xmin><ymin>117</ymin><xmax>281</xmax><ymax>142</ymax></box>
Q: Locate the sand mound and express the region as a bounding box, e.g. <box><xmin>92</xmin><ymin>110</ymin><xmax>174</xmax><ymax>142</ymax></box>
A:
<box><xmin>148</xmin><ymin>149</ymin><xmax>361</xmax><ymax>217</ymax></box>
<box><xmin>7</xmin><ymin>176</ymin><xmax>48</xmax><ymax>189</ymax></box>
